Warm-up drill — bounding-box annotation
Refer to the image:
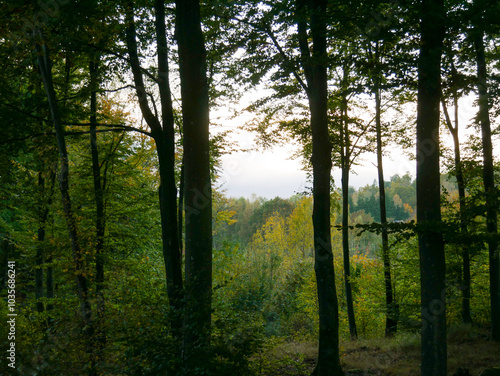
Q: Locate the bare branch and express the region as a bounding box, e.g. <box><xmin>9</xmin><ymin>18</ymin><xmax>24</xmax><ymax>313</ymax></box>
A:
<box><xmin>63</xmin><ymin>122</ymin><xmax>152</xmax><ymax>136</ymax></box>
<box><xmin>1</xmin><ymin>127</ymin><xmax>150</xmax><ymax>145</ymax></box>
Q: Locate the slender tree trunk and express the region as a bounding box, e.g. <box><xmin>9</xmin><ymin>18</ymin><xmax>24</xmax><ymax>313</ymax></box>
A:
<box><xmin>416</xmin><ymin>0</ymin><xmax>447</xmax><ymax>374</ymax></box>
<box><xmin>36</xmin><ymin>172</ymin><xmax>46</xmax><ymax>314</ymax></box>
<box><xmin>474</xmin><ymin>30</ymin><xmax>500</xmax><ymax>342</ymax></box>
<box><xmin>340</xmin><ymin>92</ymin><xmax>357</xmax><ymax>340</ymax></box>
<box><xmin>156</xmin><ymin>134</ymin><xmax>184</xmax><ymax>338</ymax></box>
<box><xmin>175</xmin><ymin>0</ymin><xmax>213</xmax><ymax>370</ymax></box>
<box><xmin>124</xmin><ymin>1</ymin><xmax>184</xmax><ymax>347</ymax></box>
<box><xmin>46</xmin><ymin>252</ymin><xmax>54</xmax><ymax>314</ymax></box>
<box><xmin>35</xmin><ymin>167</ymin><xmax>56</xmax><ymax>317</ymax></box>
<box><xmin>375</xmin><ymin>80</ymin><xmax>397</xmax><ymax>336</ymax></box>
<box><xmin>178</xmin><ymin>160</ymin><xmax>185</xmax><ymax>255</ymax></box>
<box><xmin>89</xmin><ymin>56</ymin><xmax>107</xmax><ymax>363</ymax></box>
<box><xmin>46</xmin><ymin>167</ymin><xmax>56</xmax><ymax>322</ymax></box>
<box><xmin>152</xmin><ymin>5</ymin><xmax>184</xmax><ymax>335</ymax></box>
<box><xmin>441</xmin><ymin>97</ymin><xmax>472</xmax><ymax>324</ymax></box>
<box><xmin>153</xmin><ymin>2</ymin><xmax>185</xmax><ymax>315</ymax></box>
<box><xmin>34</xmin><ymin>31</ymin><xmax>96</xmax><ymax>376</ymax></box>
<box><xmin>295</xmin><ymin>0</ymin><xmax>343</xmax><ymax>374</ymax></box>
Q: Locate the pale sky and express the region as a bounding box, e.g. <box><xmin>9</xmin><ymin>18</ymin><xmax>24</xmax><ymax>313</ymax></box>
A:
<box><xmin>216</xmin><ymin>145</ymin><xmax>416</xmax><ymax>199</ymax></box>
<box><xmin>213</xmin><ymin>93</ymin><xmax>491</xmax><ymax>199</ymax></box>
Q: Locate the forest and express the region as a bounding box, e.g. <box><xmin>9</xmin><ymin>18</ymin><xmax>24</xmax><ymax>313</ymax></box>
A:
<box><xmin>0</xmin><ymin>0</ymin><xmax>500</xmax><ymax>375</ymax></box>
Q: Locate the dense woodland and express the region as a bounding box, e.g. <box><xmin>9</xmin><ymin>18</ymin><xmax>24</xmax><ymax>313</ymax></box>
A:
<box><xmin>1</xmin><ymin>0</ymin><xmax>500</xmax><ymax>375</ymax></box>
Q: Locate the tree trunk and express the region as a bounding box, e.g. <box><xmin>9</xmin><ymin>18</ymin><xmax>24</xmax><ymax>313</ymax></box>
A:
<box><xmin>175</xmin><ymin>0</ymin><xmax>213</xmax><ymax>370</ymax></box>
<box><xmin>124</xmin><ymin>1</ymin><xmax>184</xmax><ymax>346</ymax></box>
<box><xmin>178</xmin><ymin>160</ymin><xmax>185</xmax><ymax>255</ymax></box>
<box><xmin>340</xmin><ymin>90</ymin><xmax>357</xmax><ymax>340</ymax></box>
<box><xmin>296</xmin><ymin>0</ymin><xmax>343</xmax><ymax>374</ymax></box>
<box><xmin>89</xmin><ymin>55</ymin><xmax>107</xmax><ymax>361</ymax></box>
<box><xmin>46</xmin><ymin>248</ymin><xmax>54</xmax><ymax>321</ymax></box>
<box><xmin>35</xmin><ymin>172</ymin><xmax>46</xmax><ymax>314</ymax></box>
<box><xmin>36</xmin><ymin>167</ymin><xmax>56</xmax><ymax>316</ymax></box>
<box><xmin>441</xmin><ymin>97</ymin><xmax>472</xmax><ymax>324</ymax></box>
<box><xmin>375</xmin><ymin>79</ymin><xmax>397</xmax><ymax>336</ymax></box>
<box><xmin>474</xmin><ymin>30</ymin><xmax>500</xmax><ymax>342</ymax></box>
<box><xmin>416</xmin><ymin>0</ymin><xmax>447</xmax><ymax>374</ymax></box>
<box><xmin>34</xmin><ymin>30</ymin><xmax>96</xmax><ymax>375</ymax></box>
<box><xmin>46</xmin><ymin>167</ymin><xmax>56</xmax><ymax>322</ymax></box>
<box><xmin>154</xmin><ymin>0</ymin><xmax>184</xmax><ymax>340</ymax></box>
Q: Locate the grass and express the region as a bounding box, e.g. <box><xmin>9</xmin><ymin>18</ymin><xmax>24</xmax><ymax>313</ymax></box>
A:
<box><xmin>253</xmin><ymin>325</ymin><xmax>500</xmax><ymax>375</ymax></box>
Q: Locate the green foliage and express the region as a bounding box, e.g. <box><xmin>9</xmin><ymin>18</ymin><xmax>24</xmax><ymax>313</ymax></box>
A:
<box><xmin>1</xmin><ymin>0</ymin><xmax>499</xmax><ymax>372</ymax></box>
<box><xmin>349</xmin><ymin>173</ymin><xmax>416</xmax><ymax>223</ymax></box>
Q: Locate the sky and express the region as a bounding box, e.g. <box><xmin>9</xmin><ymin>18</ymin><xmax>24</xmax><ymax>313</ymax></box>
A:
<box><xmin>213</xmin><ymin>92</ymin><xmax>492</xmax><ymax>199</ymax></box>
<box><xmin>212</xmin><ymin>90</ymin><xmax>418</xmax><ymax>199</ymax></box>
<box><xmin>216</xmin><ymin>144</ymin><xmax>416</xmax><ymax>199</ymax></box>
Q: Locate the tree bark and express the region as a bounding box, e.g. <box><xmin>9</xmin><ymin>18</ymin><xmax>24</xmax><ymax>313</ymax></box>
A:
<box><xmin>175</xmin><ymin>0</ymin><xmax>213</xmax><ymax>370</ymax></box>
<box><xmin>340</xmin><ymin>74</ymin><xmax>357</xmax><ymax>340</ymax></box>
<box><xmin>374</xmin><ymin>75</ymin><xmax>397</xmax><ymax>336</ymax></box>
<box><xmin>35</xmin><ymin>167</ymin><xmax>56</xmax><ymax>316</ymax></box>
<box><xmin>416</xmin><ymin>0</ymin><xmax>447</xmax><ymax>374</ymax></box>
<box><xmin>46</xmin><ymin>167</ymin><xmax>56</xmax><ymax>322</ymax></box>
<box><xmin>441</xmin><ymin>96</ymin><xmax>472</xmax><ymax>324</ymax></box>
<box><xmin>89</xmin><ymin>55</ymin><xmax>107</xmax><ymax>361</ymax></box>
<box><xmin>178</xmin><ymin>159</ymin><xmax>185</xmax><ymax>255</ymax></box>
<box><xmin>474</xmin><ymin>30</ymin><xmax>500</xmax><ymax>342</ymax></box>
<box><xmin>296</xmin><ymin>0</ymin><xmax>343</xmax><ymax>374</ymax></box>
<box><xmin>36</xmin><ymin>172</ymin><xmax>46</xmax><ymax>314</ymax></box>
<box><xmin>124</xmin><ymin>1</ymin><xmax>184</xmax><ymax>344</ymax></box>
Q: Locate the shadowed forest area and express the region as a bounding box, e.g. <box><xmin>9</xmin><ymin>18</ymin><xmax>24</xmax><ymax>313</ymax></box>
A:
<box><xmin>1</xmin><ymin>0</ymin><xmax>500</xmax><ymax>375</ymax></box>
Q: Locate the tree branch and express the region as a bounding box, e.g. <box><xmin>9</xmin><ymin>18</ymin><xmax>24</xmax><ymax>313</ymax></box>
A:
<box><xmin>231</xmin><ymin>15</ymin><xmax>310</xmax><ymax>94</ymax></box>
<box><xmin>64</xmin><ymin>122</ymin><xmax>152</xmax><ymax>136</ymax></box>
<box><xmin>124</xmin><ymin>1</ymin><xmax>162</xmax><ymax>133</ymax></box>
<box><xmin>1</xmin><ymin>127</ymin><xmax>149</xmax><ymax>145</ymax></box>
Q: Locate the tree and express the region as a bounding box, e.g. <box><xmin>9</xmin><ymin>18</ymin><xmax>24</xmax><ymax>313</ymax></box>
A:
<box><xmin>124</xmin><ymin>0</ymin><xmax>184</xmax><ymax>346</ymax></box>
<box><xmin>175</xmin><ymin>0</ymin><xmax>213</xmax><ymax>369</ymax></box>
<box><xmin>34</xmin><ymin>29</ymin><xmax>97</xmax><ymax>375</ymax></box>
<box><xmin>371</xmin><ymin>44</ymin><xmax>398</xmax><ymax>336</ymax></box>
<box><xmin>89</xmin><ymin>53</ymin><xmax>107</xmax><ymax>362</ymax></box>
<box><xmin>441</xmin><ymin>65</ymin><xmax>472</xmax><ymax>323</ymax></box>
<box><xmin>416</xmin><ymin>0</ymin><xmax>447</xmax><ymax>374</ymax></box>
<box><xmin>337</xmin><ymin>59</ymin><xmax>358</xmax><ymax>340</ymax></box>
<box><xmin>469</xmin><ymin>0</ymin><xmax>500</xmax><ymax>341</ymax></box>
<box><xmin>359</xmin><ymin>2</ymin><xmax>412</xmax><ymax>334</ymax></box>
<box><xmin>295</xmin><ymin>0</ymin><xmax>343</xmax><ymax>373</ymax></box>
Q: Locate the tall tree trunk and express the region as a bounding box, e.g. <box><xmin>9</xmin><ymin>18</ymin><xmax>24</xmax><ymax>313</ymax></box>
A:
<box><xmin>441</xmin><ymin>96</ymin><xmax>472</xmax><ymax>324</ymax></box>
<box><xmin>46</xmin><ymin>252</ymin><xmax>54</xmax><ymax>317</ymax></box>
<box><xmin>36</xmin><ymin>172</ymin><xmax>46</xmax><ymax>314</ymax></box>
<box><xmin>340</xmin><ymin>88</ymin><xmax>357</xmax><ymax>340</ymax></box>
<box><xmin>151</xmin><ymin>4</ymin><xmax>184</xmax><ymax>336</ymax></box>
<box><xmin>89</xmin><ymin>56</ymin><xmax>107</xmax><ymax>362</ymax></box>
<box><xmin>374</xmin><ymin>77</ymin><xmax>397</xmax><ymax>336</ymax></box>
<box><xmin>124</xmin><ymin>1</ymin><xmax>184</xmax><ymax>347</ymax></box>
<box><xmin>35</xmin><ymin>168</ymin><xmax>56</xmax><ymax>315</ymax></box>
<box><xmin>296</xmin><ymin>0</ymin><xmax>343</xmax><ymax>374</ymax></box>
<box><xmin>34</xmin><ymin>31</ymin><xmax>96</xmax><ymax>376</ymax></box>
<box><xmin>474</xmin><ymin>30</ymin><xmax>500</xmax><ymax>342</ymax></box>
<box><xmin>175</xmin><ymin>0</ymin><xmax>213</xmax><ymax>370</ymax></box>
<box><xmin>46</xmin><ymin>167</ymin><xmax>56</xmax><ymax>322</ymax></box>
<box><xmin>416</xmin><ymin>0</ymin><xmax>447</xmax><ymax>374</ymax></box>
<box><xmin>178</xmin><ymin>160</ymin><xmax>185</xmax><ymax>255</ymax></box>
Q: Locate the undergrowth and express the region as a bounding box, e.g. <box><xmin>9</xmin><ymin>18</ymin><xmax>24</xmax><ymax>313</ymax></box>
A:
<box><xmin>250</xmin><ymin>325</ymin><xmax>500</xmax><ymax>376</ymax></box>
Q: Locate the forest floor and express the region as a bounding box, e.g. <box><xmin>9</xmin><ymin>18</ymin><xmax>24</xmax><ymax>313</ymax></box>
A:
<box><xmin>254</xmin><ymin>325</ymin><xmax>500</xmax><ymax>375</ymax></box>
